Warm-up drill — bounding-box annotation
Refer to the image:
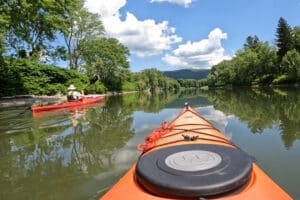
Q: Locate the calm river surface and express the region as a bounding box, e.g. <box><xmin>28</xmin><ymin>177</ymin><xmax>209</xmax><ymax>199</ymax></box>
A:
<box><xmin>0</xmin><ymin>88</ymin><xmax>299</xmax><ymax>200</ymax></box>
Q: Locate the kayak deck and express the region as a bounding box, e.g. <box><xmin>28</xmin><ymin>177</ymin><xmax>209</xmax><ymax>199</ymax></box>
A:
<box><xmin>101</xmin><ymin>105</ymin><xmax>292</xmax><ymax>200</ymax></box>
<box><xmin>102</xmin><ymin>164</ymin><xmax>290</xmax><ymax>200</ymax></box>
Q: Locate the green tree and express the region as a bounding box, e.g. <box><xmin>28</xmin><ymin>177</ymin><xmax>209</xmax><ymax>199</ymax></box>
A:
<box><xmin>250</xmin><ymin>41</ymin><xmax>277</xmax><ymax>84</ymax></box>
<box><xmin>207</xmin><ymin>60</ymin><xmax>235</xmax><ymax>86</ymax></box>
<box><xmin>134</xmin><ymin>69</ymin><xmax>179</xmax><ymax>92</ymax></box>
<box><xmin>276</xmin><ymin>17</ymin><xmax>294</xmax><ymax>62</ymax></box>
<box><xmin>82</xmin><ymin>38</ymin><xmax>130</xmax><ymax>90</ymax></box>
<box><xmin>134</xmin><ymin>72</ymin><xmax>148</xmax><ymax>91</ymax></box>
<box><xmin>139</xmin><ymin>69</ymin><xmax>160</xmax><ymax>92</ymax></box>
<box><xmin>207</xmin><ymin>39</ymin><xmax>277</xmax><ymax>86</ymax></box>
<box><xmin>2</xmin><ymin>0</ymin><xmax>79</xmax><ymax>59</ymax></box>
<box><xmin>280</xmin><ymin>49</ymin><xmax>300</xmax><ymax>81</ymax></box>
<box><xmin>0</xmin><ymin>1</ymin><xmax>10</xmax><ymax>61</ymax></box>
<box><xmin>293</xmin><ymin>26</ymin><xmax>300</xmax><ymax>53</ymax></box>
<box><xmin>165</xmin><ymin>77</ymin><xmax>180</xmax><ymax>90</ymax></box>
<box><xmin>244</xmin><ymin>35</ymin><xmax>260</xmax><ymax>50</ymax></box>
<box><xmin>62</xmin><ymin>4</ymin><xmax>105</xmax><ymax>70</ymax></box>
<box><xmin>232</xmin><ymin>50</ymin><xmax>258</xmax><ymax>85</ymax></box>
<box><xmin>0</xmin><ymin>59</ymin><xmax>89</xmax><ymax>97</ymax></box>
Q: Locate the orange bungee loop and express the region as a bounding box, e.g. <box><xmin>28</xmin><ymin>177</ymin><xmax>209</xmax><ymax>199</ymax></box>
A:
<box><xmin>137</xmin><ymin>141</ymin><xmax>156</xmax><ymax>152</ymax></box>
<box><xmin>137</xmin><ymin>121</ymin><xmax>173</xmax><ymax>152</ymax></box>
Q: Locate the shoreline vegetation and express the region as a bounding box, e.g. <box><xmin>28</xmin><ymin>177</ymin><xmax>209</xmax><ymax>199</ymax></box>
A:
<box><xmin>1</xmin><ymin>84</ymin><xmax>299</xmax><ymax>109</ymax></box>
<box><xmin>1</xmin><ymin>1</ymin><xmax>300</xmax><ymax>103</ymax></box>
<box><xmin>0</xmin><ymin>91</ymin><xmax>137</xmax><ymax>109</ymax></box>
<box><xmin>206</xmin><ymin>17</ymin><xmax>300</xmax><ymax>87</ymax></box>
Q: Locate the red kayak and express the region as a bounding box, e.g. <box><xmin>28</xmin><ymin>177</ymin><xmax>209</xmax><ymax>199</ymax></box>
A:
<box><xmin>31</xmin><ymin>96</ymin><xmax>104</xmax><ymax>112</ymax></box>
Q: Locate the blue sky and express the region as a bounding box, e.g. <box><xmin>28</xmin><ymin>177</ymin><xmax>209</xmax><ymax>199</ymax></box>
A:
<box><xmin>84</xmin><ymin>0</ymin><xmax>300</xmax><ymax>72</ymax></box>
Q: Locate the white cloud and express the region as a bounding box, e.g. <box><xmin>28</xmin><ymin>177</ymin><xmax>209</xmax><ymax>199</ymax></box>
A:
<box><xmin>85</xmin><ymin>0</ymin><xmax>182</xmax><ymax>57</ymax></box>
<box><xmin>150</xmin><ymin>0</ymin><xmax>194</xmax><ymax>7</ymax></box>
<box><xmin>196</xmin><ymin>106</ymin><xmax>232</xmax><ymax>139</ymax></box>
<box><xmin>84</xmin><ymin>0</ymin><xmax>125</xmax><ymax>19</ymax></box>
<box><xmin>162</xmin><ymin>28</ymin><xmax>232</xmax><ymax>69</ymax></box>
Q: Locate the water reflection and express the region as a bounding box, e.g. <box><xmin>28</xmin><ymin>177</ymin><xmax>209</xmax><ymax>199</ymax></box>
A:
<box><xmin>0</xmin><ymin>98</ymin><xmax>137</xmax><ymax>200</ymax></box>
<box><xmin>205</xmin><ymin>87</ymin><xmax>300</xmax><ymax>149</ymax></box>
<box><xmin>0</xmin><ymin>88</ymin><xmax>299</xmax><ymax>199</ymax></box>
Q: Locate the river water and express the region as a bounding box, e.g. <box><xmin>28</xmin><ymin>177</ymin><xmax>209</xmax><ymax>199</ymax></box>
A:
<box><xmin>0</xmin><ymin>88</ymin><xmax>299</xmax><ymax>200</ymax></box>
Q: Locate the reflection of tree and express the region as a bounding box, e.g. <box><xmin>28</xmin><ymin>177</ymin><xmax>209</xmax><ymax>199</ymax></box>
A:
<box><xmin>124</xmin><ymin>90</ymin><xmax>212</xmax><ymax>112</ymax></box>
<box><xmin>280</xmin><ymin>113</ymin><xmax>300</xmax><ymax>149</ymax></box>
<box><xmin>3</xmin><ymin>89</ymin><xmax>299</xmax><ymax>199</ymax></box>
<box><xmin>206</xmin><ymin>88</ymin><xmax>300</xmax><ymax>148</ymax></box>
<box><xmin>166</xmin><ymin>89</ymin><xmax>212</xmax><ymax>108</ymax></box>
<box><xmin>81</xmin><ymin>98</ymin><xmax>135</xmax><ymax>173</ymax></box>
<box><xmin>1</xmin><ymin>92</ymin><xmax>195</xmax><ymax>200</ymax></box>
<box><xmin>0</xmin><ymin>101</ymin><xmax>135</xmax><ymax>200</ymax></box>
<box><xmin>118</xmin><ymin>92</ymin><xmax>180</xmax><ymax>113</ymax></box>
<box><xmin>279</xmin><ymin>88</ymin><xmax>300</xmax><ymax>149</ymax></box>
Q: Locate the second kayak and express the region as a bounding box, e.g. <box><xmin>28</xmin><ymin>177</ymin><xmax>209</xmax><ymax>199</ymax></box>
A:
<box><xmin>31</xmin><ymin>96</ymin><xmax>104</xmax><ymax>112</ymax></box>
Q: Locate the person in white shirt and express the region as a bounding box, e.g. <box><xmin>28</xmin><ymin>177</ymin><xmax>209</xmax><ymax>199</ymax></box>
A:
<box><xmin>67</xmin><ymin>84</ymin><xmax>83</xmax><ymax>101</ymax></box>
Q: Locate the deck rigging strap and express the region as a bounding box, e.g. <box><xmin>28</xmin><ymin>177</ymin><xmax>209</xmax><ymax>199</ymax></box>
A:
<box><xmin>137</xmin><ymin>123</ymin><xmax>239</xmax><ymax>153</ymax></box>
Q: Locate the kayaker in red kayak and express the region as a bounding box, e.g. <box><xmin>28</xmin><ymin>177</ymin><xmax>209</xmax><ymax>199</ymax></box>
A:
<box><xmin>67</xmin><ymin>84</ymin><xmax>84</xmax><ymax>102</ymax></box>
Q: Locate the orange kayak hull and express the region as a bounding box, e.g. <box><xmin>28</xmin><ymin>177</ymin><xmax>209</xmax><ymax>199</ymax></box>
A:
<box><xmin>101</xmin><ymin>105</ymin><xmax>292</xmax><ymax>200</ymax></box>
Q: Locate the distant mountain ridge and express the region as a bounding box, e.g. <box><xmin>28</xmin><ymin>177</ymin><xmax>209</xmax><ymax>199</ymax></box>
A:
<box><xmin>163</xmin><ymin>69</ymin><xmax>210</xmax><ymax>80</ymax></box>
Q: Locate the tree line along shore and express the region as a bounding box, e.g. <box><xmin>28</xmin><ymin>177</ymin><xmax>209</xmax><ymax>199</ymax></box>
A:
<box><xmin>1</xmin><ymin>0</ymin><xmax>299</xmax><ymax>98</ymax></box>
<box><xmin>0</xmin><ymin>91</ymin><xmax>138</xmax><ymax>109</ymax></box>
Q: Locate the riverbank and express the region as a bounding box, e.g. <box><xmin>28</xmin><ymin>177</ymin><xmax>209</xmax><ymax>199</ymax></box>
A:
<box><xmin>0</xmin><ymin>91</ymin><xmax>137</xmax><ymax>109</ymax></box>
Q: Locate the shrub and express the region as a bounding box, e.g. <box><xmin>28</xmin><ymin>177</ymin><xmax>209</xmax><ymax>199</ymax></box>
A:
<box><xmin>252</xmin><ymin>74</ymin><xmax>273</xmax><ymax>85</ymax></box>
<box><xmin>85</xmin><ymin>81</ymin><xmax>107</xmax><ymax>94</ymax></box>
<box><xmin>46</xmin><ymin>84</ymin><xmax>67</xmax><ymax>95</ymax></box>
<box><xmin>0</xmin><ymin>59</ymin><xmax>90</xmax><ymax>97</ymax></box>
<box><xmin>272</xmin><ymin>74</ymin><xmax>294</xmax><ymax>85</ymax></box>
<box><xmin>122</xmin><ymin>81</ymin><xmax>136</xmax><ymax>91</ymax></box>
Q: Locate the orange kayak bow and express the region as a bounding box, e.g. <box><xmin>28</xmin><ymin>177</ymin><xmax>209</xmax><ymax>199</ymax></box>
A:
<box><xmin>101</xmin><ymin>104</ymin><xmax>292</xmax><ymax>200</ymax></box>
